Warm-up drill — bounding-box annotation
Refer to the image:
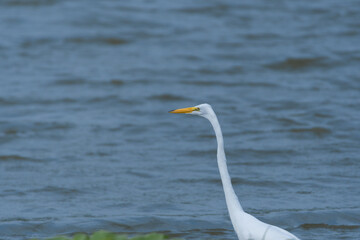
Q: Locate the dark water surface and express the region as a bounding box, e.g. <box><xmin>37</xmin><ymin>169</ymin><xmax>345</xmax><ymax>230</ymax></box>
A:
<box><xmin>1</xmin><ymin>0</ymin><xmax>360</xmax><ymax>239</ymax></box>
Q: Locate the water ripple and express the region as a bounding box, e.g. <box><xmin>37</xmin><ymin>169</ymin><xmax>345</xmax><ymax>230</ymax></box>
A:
<box><xmin>147</xmin><ymin>94</ymin><xmax>189</xmax><ymax>101</ymax></box>
<box><xmin>265</xmin><ymin>57</ymin><xmax>332</xmax><ymax>71</ymax></box>
<box><xmin>2</xmin><ymin>0</ymin><xmax>59</xmax><ymax>7</ymax></box>
<box><xmin>0</xmin><ymin>155</ymin><xmax>42</xmax><ymax>162</ymax></box>
<box><xmin>65</xmin><ymin>36</ymin><xmax>129</xmax><ymax>46</ymax></box>
<box><xmin>300</xmin><ymin>223</ymin><xmax>360</xmax><ymax>230</ymax></box>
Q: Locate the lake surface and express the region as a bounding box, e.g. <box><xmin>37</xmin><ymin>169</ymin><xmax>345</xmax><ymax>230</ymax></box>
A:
<box><xmin>0</xmin><ymin>0</ymin><xmax>360</xmax><ymax>239</ymax></box>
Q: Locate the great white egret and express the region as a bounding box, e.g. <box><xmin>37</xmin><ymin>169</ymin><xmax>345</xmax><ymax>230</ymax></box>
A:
<box><xmin>169</xmin><ymin>103</ymin><xmax>300</xmax><ymax>240</ymax></box>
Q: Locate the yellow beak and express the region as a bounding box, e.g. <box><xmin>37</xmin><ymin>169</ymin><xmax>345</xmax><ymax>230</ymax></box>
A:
<box><xmin>169</xmin><ymin>107</ymin><xmax>197</xmax><ymax>114</ymax></box>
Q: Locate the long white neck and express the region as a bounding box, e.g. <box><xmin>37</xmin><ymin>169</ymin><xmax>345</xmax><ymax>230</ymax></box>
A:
<box><xmin>207</xmin><ymin>111</ymin><xmax>244</xmax><ymax>230</ymax></box>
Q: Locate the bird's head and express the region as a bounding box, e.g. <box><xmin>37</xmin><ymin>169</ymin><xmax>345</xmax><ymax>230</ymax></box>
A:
<box><xmin>169</xmin><ymin>103</ymin><xmax>214</xmax><ymax>119</ymax></box>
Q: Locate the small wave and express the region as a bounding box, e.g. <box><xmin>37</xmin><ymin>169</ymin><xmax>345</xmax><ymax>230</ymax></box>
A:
<box><xmin>187</xmin><ymin>148</ymin><xmax>295</xmax><ymax>161</ymax></box>
<box><xmin>182</xmin><ymin>80</ymin><xmax>277</xmax><ymax>88</ymax></box>
<box><xmin>175</xmin><ymin>178</ymin><xmax>219</xmax><ymax>184</ymax></box>
<box><xmin>0</xmin><ymin>217</ymin><xmax>54</xmax><ymax>223</ymax></box>
<box><xmin>300</xmin><ymin>223</ymin><xmax>360</xmax><ymax>230</ymax></box>
<box><xmin>33</xmin><ymin>122</ymin><xmax>74</xmax><ymax>131</ymax></box>
<box><xmin>239</xmin><ymin>148</ymin><xmax>297</xmax><ymax>157</ymax></box>
<box><xmin>264</xmin><ymin>100</ymin><xmax>306</xmax><ymax>111</ymax></box>
<box><xmin>289</xmin><ymin>127</ymin><xmax>331</xmax><ymax>135</ymax></box>
<box><xmin>148</xmin><ymin>94</ymin><xmax>188</xmax><ymax>101</ymax></box>
<box><xmin>197</xmin><ymin>66</ymin><xmax>244</xmax><ymax>75</ymax></box>
<box><xmin>4</xmin><ymin>128</ymin><xmax>17</xmax><ymax>135</ymax></box>
<box><xmin>177</xmin><ymin>4</ymin><xmax>231</xmax><ymax>16</ymax></box>
<box><xmin>265</xmin><ymin>57</ymin><xmax>329</xmax><ymax>71</ymax></box>
<box><xmin>0</xmin><ymin>155</ymin><xmax>28</xmax><ymax>161</ymax></box>
<box><xmin>276</xmin><ymin>117</ymin><xmax>305</xmax><ymax>126</ymax></box>
<box><xmin>215</xmin><ymin>42</ymin><xmax>244</xmax><ymax>50</ymax></box>
<box><xmin>0</xmin><ymin>97</ymin><xmax>17</xmax><ymax>106</ymax></box>
<box><xmin>174</xmin><ymin>177</ymin><xmax>299</xmax><ymax>188</ymax></box>
<box><xmin>86</xmin><ymin>151</ymin><xmax>111</xmax><ymax>157</ymax></box>
<box><xmin>194</xmin><ymin>66</ymin><xmax>243</xmax><ymax>76</ymax></box>
<box><xmin>231</xmin><ymin>178</ymin><xmax>302</xmax><ymax>187</ymax></box>
<box><xmin>224</xmin><ymin>66</ymin><xmax>243</xmax><ymax>75</ymax></box>
<box><xmin>66</xmin><ymin>36</ymin><xmax>129</xmax><ymax>46</ymax></box>
<box><xmin>314</xmin><ymin>113</ymin><xmax>333</xmax><ymax>118</ymax></box>
<box><xmin>127</xmin><ymin>170</ymin><xmax>154</xmax><ymax>179</ymax></box>
<box><xmin>54</xmin><ymin>78</ymin><xmax>87</xmax><ymax>85</ymax></box>
<box><xmin>86</xmin><ymin>95</ymin><xmax>135</xmax><ymax>105</ymax></box>
<box><xmin>0</xmin><ymin>94</ymin><xmax>77</xmax><ymax>107</ymax></box>
<box><xmin>20</xmin><ymin>38</ymin><xmax>54</xmax><ymax>48</ymax></box>
<box><xmin>30</xmin><ymin>186</ymin><xmax>83</xmax><ymax>196</ymax></box>
<box><xmin>3</xmin><ymin>0</ymin><xmax>59</xmax><ymax>7</ymax></box>
<box><xmin>109</xmin><ymin>79</ymin><xmax>124</xmax><ymax>86</ymax></box>
<box><xmin>244</xmin><ymin>33</ymin><xmax>280</xmax><ymax>40</ymax></box>
<box><xmin>140</xmin><ymin>203</ymin><xmax>179</xmax><ymax>213</ymax></box>
<box><xmin>24</xmin><ymin>98</ymin><xmax>77</xmax><ymax>105</ymax></box>
<box><xmin>187</xmin><ymin>149</ymin><xmax>217</xmax><ymax>157</ymax></box>
<box><xmin>54</xmin><ymin>78</ymin><xmax>126</xmax><ymax>87</ymax></box>
<box><xmin>175</xmin><ymin>54</ymin><xmax>203</xmax><ymax>62</ymax></box>
<box><xmin>20</xmin><ymin>36</ymin><xmax>128</xmax><ymax>49</ymax></box>
<box><xmin>329</xmin><ymin>157</ymin><xmax>358</xmax><ymax>166</ymax></box>
<box><xmin>108</xmin><ymin>123</ymin><xmax>135</xmax><ymax>132</ymax></box>
<box><xmin>0</xmin><ymin>189</ymin><xmax>26</xmax><ymax>197</ymax></box>
<box><xmin>198</xmin><ymin>134</ymin><xmax>215</xmax><ymax>139</ymax></box>
<box><xmin>182</xmin><ymin>80</ymin><xmax>229</xmax><ymax>86</ymax></box>
<box><xmin>0</xmin><ymin>155</ymin><xmax>41</xmax><ymax>162</ymax></box>
<box><xmin>243</xmin><ymin>82</ymin><xmax>278</xmax><ymax>87</ymax></box>
<box><xmin>38</xmin><ymin>98</ymin><xmax>77</xmax><ymax>105</ymax></box>
<box><xmin>202</xmin><ymin>228</ymin><xmax>229</xmax><ymax>236</ymax></box>
<box><xmin>296</xmin><ymin>191</ymin><xmax>312</xmax><ymax>194</ymax></box>
<box><xmin>0</xmin><ymin>121</ymin><xmax>73</xmax><ymax>140</ymax></box>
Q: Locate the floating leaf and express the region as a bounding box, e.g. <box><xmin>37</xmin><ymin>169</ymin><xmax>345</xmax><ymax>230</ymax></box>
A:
<box><xmin>90</xmin><ymin>230</ymin><xmax>116</xmax><ymax>240</ymax></box>
<box><xmin>130</xmin><ymin>233</ymin><xmax>164</xmax><ymax>240</ymax></box>
<box><xmin>73</xmin><ymin>233</ymin><xmax>89</xmax><ymax>240</ymax></box>
<box><xmin>114</xmin><ymin>234</ymin><xmax>128</xmax><ymax>240</ymax></box>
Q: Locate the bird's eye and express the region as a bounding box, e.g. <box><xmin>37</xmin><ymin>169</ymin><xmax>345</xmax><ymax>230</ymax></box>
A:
<box><xmin>194</xmin><ymin>107</ymin><xmax>200</xmax><ymax>111</ymax></box>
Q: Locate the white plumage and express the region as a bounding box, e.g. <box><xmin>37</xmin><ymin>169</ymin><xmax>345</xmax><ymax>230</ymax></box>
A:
<box><xmin>170</xmin><ymin>103</ymin><xmax>300</xmax><ymax>240</ymax></box>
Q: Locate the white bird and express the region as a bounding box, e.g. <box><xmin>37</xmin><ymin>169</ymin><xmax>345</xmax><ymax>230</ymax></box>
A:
<box><xmin>169</xmin><ymin>103</ymin><xmax>300</xmax><ymax>240</ymax></box>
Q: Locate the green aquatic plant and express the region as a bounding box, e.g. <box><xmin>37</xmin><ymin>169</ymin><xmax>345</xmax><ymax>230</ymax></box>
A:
<box><xmin>30</xmin><ymin>230</ymin><xmax>182</xmax><ymax>240</ymax></box>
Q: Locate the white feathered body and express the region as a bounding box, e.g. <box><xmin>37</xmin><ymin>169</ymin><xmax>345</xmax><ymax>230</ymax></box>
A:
<box><xmin>206</xmin><ymin>105</ymin><xmax>300</xmax><ymax>240</ymax></box>
<box><xmin>171</xmin><ymin>103</ymin><xmax>301</xmax><ymax>240</ymax></box>
<box><xmin>231</xmin><ymin>211</ymin><xmax>299</xmax><ymax>240</ymax></box>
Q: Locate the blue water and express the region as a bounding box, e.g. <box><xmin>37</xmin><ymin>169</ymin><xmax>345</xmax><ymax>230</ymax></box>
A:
<box><xmin>0</xmin><ymin>0</ymin><xmax>360</xmax><ymax>239</ymax></box>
